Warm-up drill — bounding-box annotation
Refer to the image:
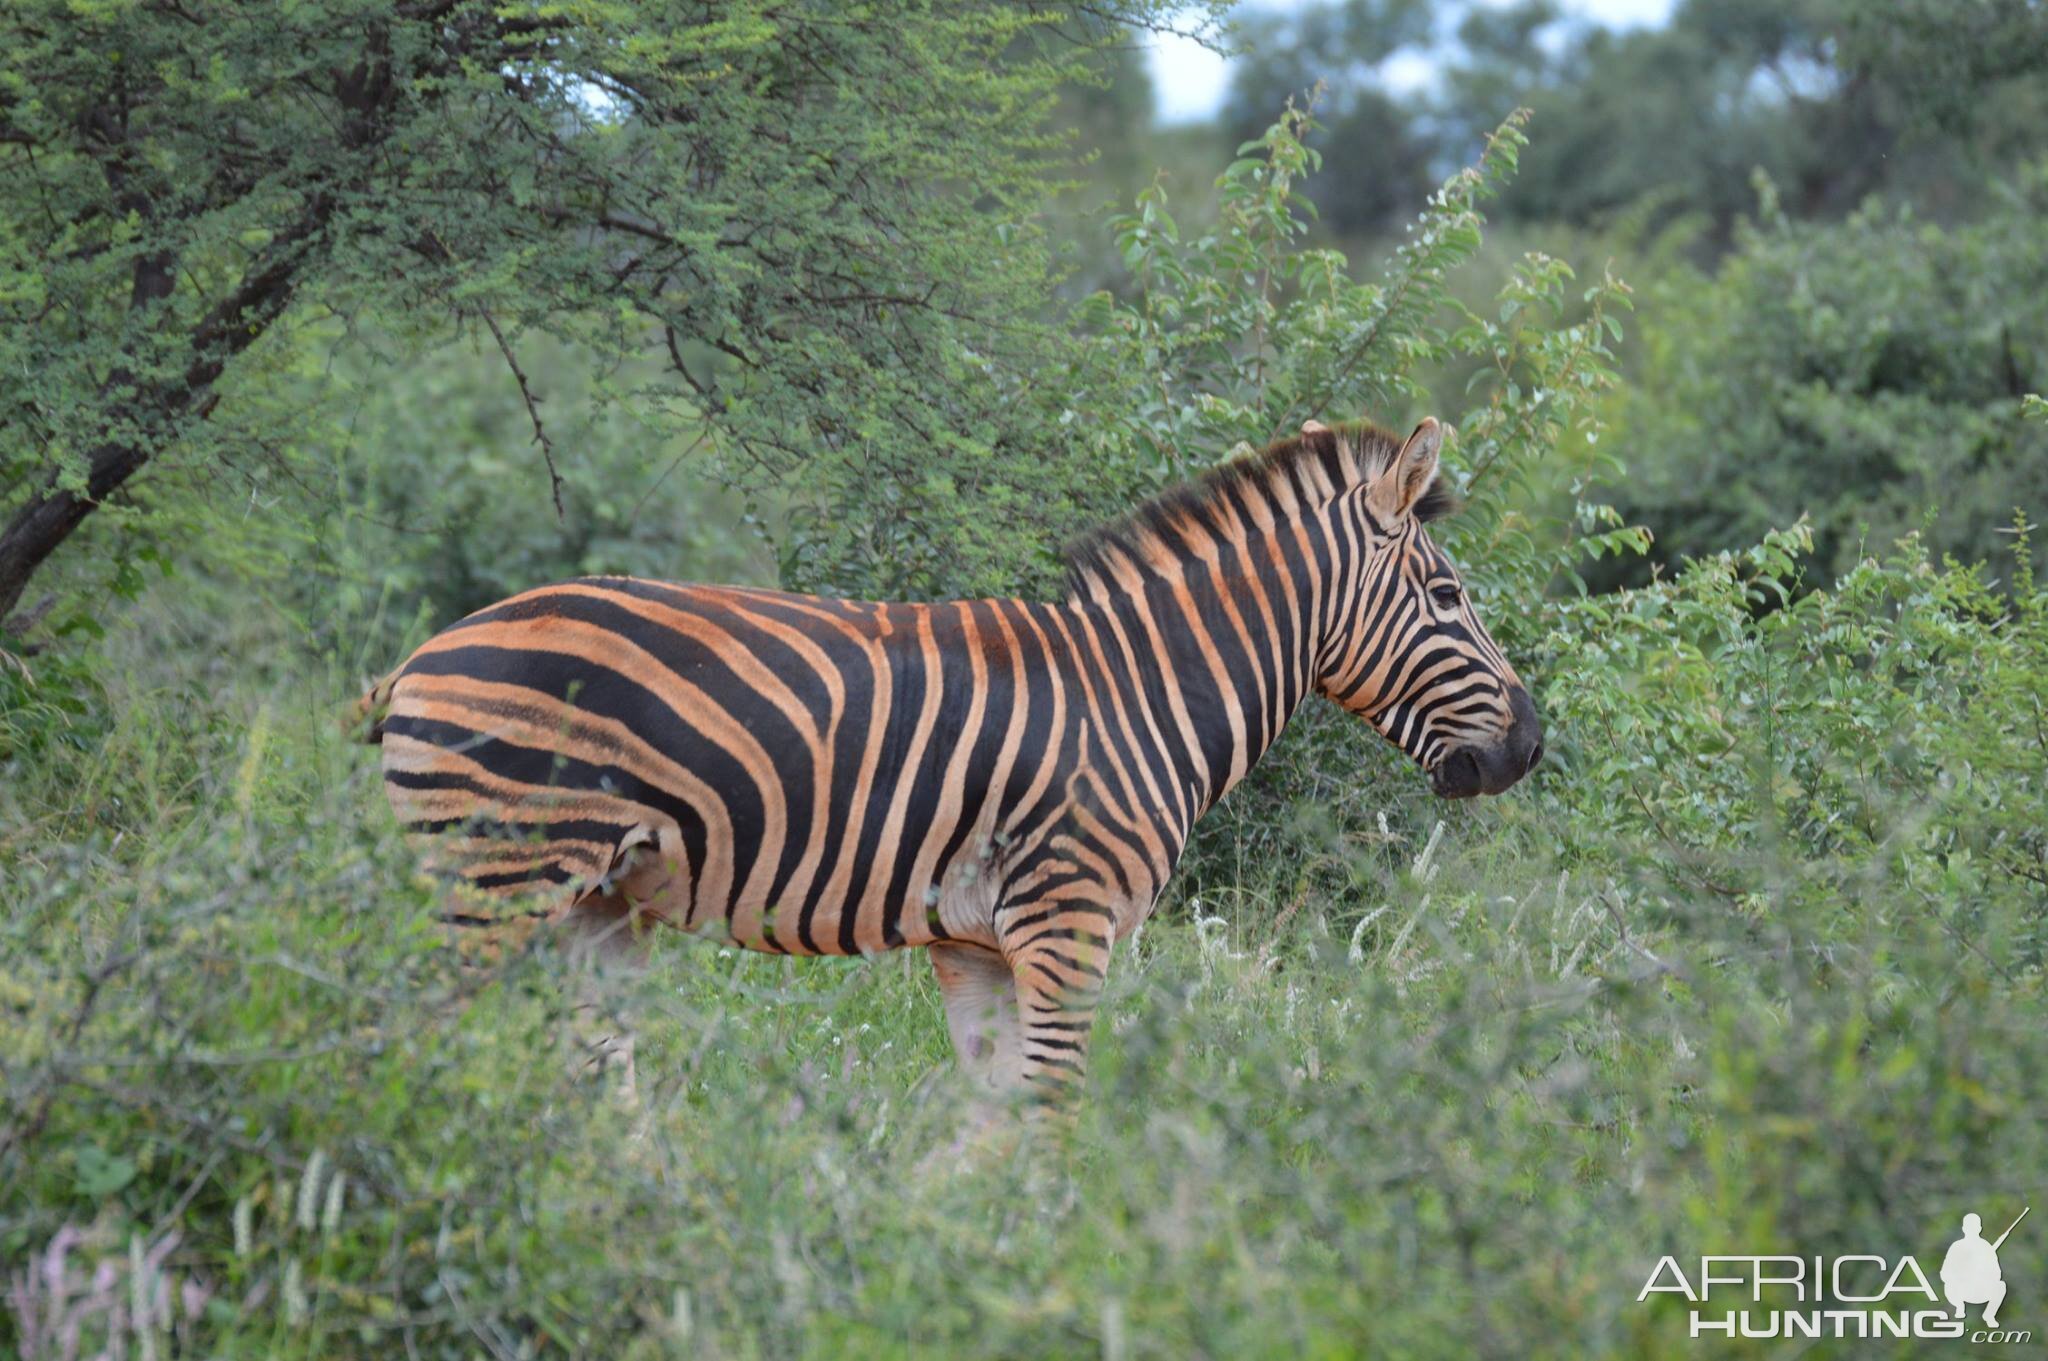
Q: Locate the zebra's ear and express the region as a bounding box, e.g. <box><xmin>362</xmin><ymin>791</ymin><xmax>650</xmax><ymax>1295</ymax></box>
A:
<box><xmin>1370</xmin><ymin>417</ymin><xmax>1443</xmax><ymax>521</ymax></box>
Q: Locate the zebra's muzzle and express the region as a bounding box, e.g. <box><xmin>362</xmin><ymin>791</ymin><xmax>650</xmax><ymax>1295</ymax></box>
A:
<box><xmin>1430</xmin><ymin>747</ymin><xmax>1487</xmax><ymax>799</ymax></box>
<box><xmin>1430</xmin><ymin>687</ymin><xmax>1543</xmax><ymax>799</ymax></box>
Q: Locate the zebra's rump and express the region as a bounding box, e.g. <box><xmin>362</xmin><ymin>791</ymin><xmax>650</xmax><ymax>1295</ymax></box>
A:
<box><xmin>376</xmin><ymin>675</ymin><xmax>692</xmax><ymax>933</ymax></box>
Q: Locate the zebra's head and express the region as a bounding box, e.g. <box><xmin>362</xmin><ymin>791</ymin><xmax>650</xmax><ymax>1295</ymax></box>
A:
<box><xmin>1311</xmin><ymin>417</ymin><xmax>1544</xmax><ymax>798</ymax></box>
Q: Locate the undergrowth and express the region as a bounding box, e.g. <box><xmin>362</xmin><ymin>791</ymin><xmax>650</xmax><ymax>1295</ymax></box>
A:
<box><xmin>4</xmin><ymin>527</ymin><xmax>2043</xmax><ymax>1358</ymax></box>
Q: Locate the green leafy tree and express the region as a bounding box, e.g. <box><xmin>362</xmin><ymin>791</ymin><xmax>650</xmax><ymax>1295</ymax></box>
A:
<box><xmin>1605</xmin><ymin>171</ymin><xmax>2048</xmax><ymax>586</ymax></box>
<box><xmin>1439</xmin><ymin>0</ymin><xmax>2048</xmax><ymax>238</ymax></box>
<box><xmin>1217</xmin><ymin>0</ymin><xmax>1438</xmax><ymax>238</ymax></box>
<box><xmin>0</xmin><ymin>0</ymin><xmax>1202</xmax><ymax>634</ymax></box>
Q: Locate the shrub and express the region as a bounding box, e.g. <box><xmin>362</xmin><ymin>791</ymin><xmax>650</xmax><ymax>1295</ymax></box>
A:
<box><xmin>1607</xmin><ymin>170</ymin><xmax>2048</xmax><ymax>587</ymax></box>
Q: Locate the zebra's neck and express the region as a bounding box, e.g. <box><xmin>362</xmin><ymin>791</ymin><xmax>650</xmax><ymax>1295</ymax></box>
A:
<box><xmin>1055</xmin><ymin>494</ymin><xmax>1339</xmax><ymax>843</ymax></box>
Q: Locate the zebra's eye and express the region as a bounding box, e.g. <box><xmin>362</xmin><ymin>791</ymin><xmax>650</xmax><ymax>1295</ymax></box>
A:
<box><xmin>1430</xmin><ymin>583</ymin><xmax>1462</xmax><ymax>611</ymax></box>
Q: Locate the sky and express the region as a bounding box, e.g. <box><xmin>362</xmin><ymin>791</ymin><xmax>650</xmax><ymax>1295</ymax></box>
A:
<box><xmin>1147</xmin><ymin>0</ymin><xmax>1680</xmax><ymax>123</ymax></box>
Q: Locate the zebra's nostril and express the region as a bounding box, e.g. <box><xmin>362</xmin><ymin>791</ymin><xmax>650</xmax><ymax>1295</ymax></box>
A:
<box><xmin>1526</xmin><ymin>739</ymin><xmax>1545</xmax><ymax>773</ymax></box>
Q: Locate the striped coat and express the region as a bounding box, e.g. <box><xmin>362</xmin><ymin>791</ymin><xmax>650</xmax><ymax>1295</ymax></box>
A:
<box><xmin>362</xmin><ymin>418</ymin><xmax>1543</xmax><ymax>1099</ymax></box>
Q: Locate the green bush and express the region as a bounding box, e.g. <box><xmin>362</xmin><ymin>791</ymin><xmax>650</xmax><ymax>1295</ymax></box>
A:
<box><xmin>260</xmin><ymin>328</ymin><xmax>775</xmax><ymax>669</ymax></box>
<box><xmin>1543</xmin><ymin>521</ymin><xmax>2048</xmax><ymax>943</ymax></box>
<box><xmin>1607</xmin><ymin>171</ymin><xmax>2048</xmax><ymax>587</ymax></box>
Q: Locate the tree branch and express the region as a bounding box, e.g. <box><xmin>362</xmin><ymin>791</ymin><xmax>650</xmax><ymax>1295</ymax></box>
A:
<box><xmin>479</xmin><ymin>308</ymin><xmax>566</xmax><ymax>521</ymax></box>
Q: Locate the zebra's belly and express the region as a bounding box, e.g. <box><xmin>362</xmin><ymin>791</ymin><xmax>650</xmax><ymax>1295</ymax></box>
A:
<box><xmin>601</xmin><ymin>814</ymin><xmax>1009</xmax><ymax>956</ymax></box>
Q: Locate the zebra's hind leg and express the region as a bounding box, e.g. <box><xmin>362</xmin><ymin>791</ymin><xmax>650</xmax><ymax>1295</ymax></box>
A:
<box><xmin>929</xmin><ymin>943</ymin><xmax>1023</xmax><ymax>1093</ymax></box>
<box><xmin>559</xmin><ymin>888</ymin><xmax>657</xmax><ymax>1105</ymax></box>
<box><xmin>928</xmin><ymin>943</ymin><xmax>1029</xmax><ymax>1158</ymax></box>
<box><xmin>556</xmin><ymin>825</ymin><xmax>681</xmax><ymax>1106</ymax></box>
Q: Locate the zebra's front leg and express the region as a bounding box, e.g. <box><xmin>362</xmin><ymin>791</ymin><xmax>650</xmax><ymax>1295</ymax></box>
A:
<box><xmin>1000</xmin><ymin>896</ymin><xmax>1116</xmax><ymax>1106</ymax></box>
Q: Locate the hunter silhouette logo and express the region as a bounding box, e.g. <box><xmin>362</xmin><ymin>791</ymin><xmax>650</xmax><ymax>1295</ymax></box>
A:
<box><xmin>1944</xmin><ymin>1208</ymin><xmax>2027</xmax><ymax>1328</ymax></box>
<box><xmin>1637</xmin><ymin>1204</ymin><xmax>2033</xmax><ymax>1343</ymax></box>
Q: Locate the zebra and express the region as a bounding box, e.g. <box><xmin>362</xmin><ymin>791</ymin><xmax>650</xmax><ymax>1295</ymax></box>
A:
<box><xmin>357</xmin><ymin>416</ymin><xmax>1543</xmax><ymax>1103</ymax></box>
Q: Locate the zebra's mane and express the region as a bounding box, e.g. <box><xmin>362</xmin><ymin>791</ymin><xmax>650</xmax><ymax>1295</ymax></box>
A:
<box><xmin>1062</xmin><ymin>420</ymin><xmax>1457</xmax><ymax>597</ymax></box>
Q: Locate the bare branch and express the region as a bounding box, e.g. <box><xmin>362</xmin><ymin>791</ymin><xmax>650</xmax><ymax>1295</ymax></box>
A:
<box><xmin>479</xmin><ymin>308</ymin><xmax>566</xmax><ymax>522</ymax></box>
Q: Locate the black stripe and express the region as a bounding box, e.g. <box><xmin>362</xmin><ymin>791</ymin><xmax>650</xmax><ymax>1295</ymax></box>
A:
<box><xmin>471</xmin><ymin>863</ymin><xmax>577</xmax><ymax>891</ymax></box>
<box><xmin>404</xmin><ymin>814</ymin><xmax>630</xmax><ymax>846</ymax></box>
<box><xmin>878</xmin><ymin>607</ymin><xmax>978</xmax><ymax>946</ymax></box>
<box><xmin>928</xmin><ymin>600</ymin><xmax>1021</xmax><ymax>898</ymax></box>
<box><xmin>841</xmin><ymin>615</ymin><xmax>929</xmax><ymax>951</ymax></box>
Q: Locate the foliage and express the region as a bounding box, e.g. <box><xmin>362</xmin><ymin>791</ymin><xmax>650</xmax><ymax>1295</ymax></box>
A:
<box><xmin>1542</xmin><ymin>522</ymin><xmax>2048</xmax><ymax>950</ymax></box>
<box><xmin>1438</xmin><ymin>0</ymin><xmax>2048</xmax><ymax>238</ymax></box>
<box><xmin>1605</xmin><ymin>174</ymin><xmax>2048</xmax><ymax>587</ymax></box>
<box><xmin>4</xmin><ymin>510</ymin><xmax>2045</xmax><ymax>1358</ymax></box>
<box><xmin>0</xmin><ymin>0</ymin><xmax>1201</xmax><ymax>629</ymax></box>
<box><xmin>267</xmin><ymin>327</ymin><xmax>775</xmax><ymax>669</ymax></box>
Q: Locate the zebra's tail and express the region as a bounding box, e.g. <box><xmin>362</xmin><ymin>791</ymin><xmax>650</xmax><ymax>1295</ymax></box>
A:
<box><xmin>348</xmin><ymin>669</ymin><xmax>400</xmax><ymax>744</ymax></box>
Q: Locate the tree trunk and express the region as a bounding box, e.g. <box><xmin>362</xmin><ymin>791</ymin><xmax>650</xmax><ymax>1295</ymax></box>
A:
<box><xmin>0</xmin><ymin>440</ymin><xmax>156</xmax><ymax>628</ymax></box>
<box><xmin>0</xmin><ymin>214</ymin><xmax>322</xmax><ymax>631</ymax></box>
